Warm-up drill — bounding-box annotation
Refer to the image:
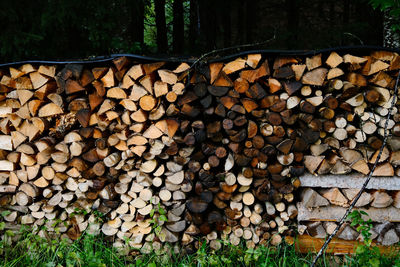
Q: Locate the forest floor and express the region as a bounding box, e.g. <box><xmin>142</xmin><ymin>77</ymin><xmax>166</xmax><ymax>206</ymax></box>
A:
<box><xmin>1</xmin><ymin>231</ymin><xmax>400</xmax><ymax>267</ymax></box>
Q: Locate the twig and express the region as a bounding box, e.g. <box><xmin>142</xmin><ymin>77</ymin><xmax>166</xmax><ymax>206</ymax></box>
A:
<box><xmin>343</xmin><ymin>32</ymin><xmax>365</xmax><ymax>46</ymax></box>
<box><xmin>193</xmin><ymin>31</ymin><xmax>276</xmax><ymax>67</ymax></box>
<box><xmin>311</xmin><ymin>69</ymin><xmax>400</xmax><ymax>266</ymax></box>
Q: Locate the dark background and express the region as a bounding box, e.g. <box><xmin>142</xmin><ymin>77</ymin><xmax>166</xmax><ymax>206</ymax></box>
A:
<box><xmin>0</xmin><ymin>0</ymin><xmax>384</xmax><ymax>62</ymax></box>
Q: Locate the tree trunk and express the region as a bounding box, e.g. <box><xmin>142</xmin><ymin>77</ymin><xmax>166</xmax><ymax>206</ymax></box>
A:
<box><xmin>198</xmin><ymin>0</ymin><xmax>216</xmax><ymax>51</ymax></box>
<box><xmin>155</xmin><ymin>0</ymin><xmax>168</xmax><ymax>53</ymax></box>
<box><xmin>188</xmin><ymin>0</ymin><xmax>199</xmax><ymax>52</ymax></box>
<box><xmin>127</xmin><ymin>0</ymin><xmax>144</xmax><ymax>48</ymax></box>
<box><xmin>173</xmin><ymin>0</ymin><xmax>184</xmax><ymax>53</ymax></box>
<box><xmin>342</xmin><ymin>0</ymin><xmax>350</xmax><ymax>45</ymax></box>
<box><xmin>383</xmin><ymin>9</ymin><xmax>400</xmax><ymax>48</ymax></box>
<box><xmin>135</xmin><ymin>0</ymin><xmax>145</xmax><ymax>47</ymax></box>
<box><xmin>245</xmin><ymin>0</ymin><xmax>256</xmax><ymax>44</ymax></box>
<box><xmin>286</xmin><ymin>0</ymin><xmax>299</xmax><ymax>49</ymax></box>
<box><xmin>329</xmin><ymin>0</ymin><xmax>335</xmax><ymax>44</ymax></box>
<box><xmin>237</xmin><ymin>0</ymin><xmax>246</xmax><ymax>44</ymax></box>
<box><xmin>230</xmin><ymin>0</ymin><xmax>240</xmax><ymax>46</ymax></box>
<box><xmin>214</xmin><ymin>0</ymin><xmax>228</xmax><ymax>49</ymax></box>
<box><xmin>221</xmin><ymin>0</ymin><xmax>231</xmax><ymax>48</ymax></box>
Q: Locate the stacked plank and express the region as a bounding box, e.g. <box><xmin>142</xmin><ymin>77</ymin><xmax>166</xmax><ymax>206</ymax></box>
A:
<box><xmin>0</xmin><ymin>49</ymin><xmax>400</xmax><ymax>252</ymax></box>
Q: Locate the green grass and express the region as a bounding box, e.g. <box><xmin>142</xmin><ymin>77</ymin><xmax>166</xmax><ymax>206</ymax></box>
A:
<box><xmin>1</xmin><ymin>229</ymin><xmax>400</xmax><ymax>267</ymax></box>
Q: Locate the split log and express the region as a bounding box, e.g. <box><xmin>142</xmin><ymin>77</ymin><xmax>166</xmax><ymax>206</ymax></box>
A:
<box><xmin>301</xmin><ymin>188</ymin><xmax>329</xmax><ymax>208</ymax></box>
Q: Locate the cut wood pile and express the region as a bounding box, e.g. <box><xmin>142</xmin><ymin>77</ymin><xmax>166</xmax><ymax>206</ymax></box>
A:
<box><xmin>298</xmin><ymin>187</ymin><xmax>400</xmax><ymax>245</ymax></box>
<box><xmin>0</xmin><ymin>49</ymin><xmax>400</xmax><ymax>253</ymax></box>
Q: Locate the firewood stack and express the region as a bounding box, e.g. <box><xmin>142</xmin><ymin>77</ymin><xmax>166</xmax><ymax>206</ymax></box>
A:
<box><xmin>297</xmin><ymin>186</ymin><xmax>400</xmax><ymax>245</ymax></box>
<box><xmin>0</xmin><ymin>49</ymin><xmax>400</xmax><ymax>252</ymax></box>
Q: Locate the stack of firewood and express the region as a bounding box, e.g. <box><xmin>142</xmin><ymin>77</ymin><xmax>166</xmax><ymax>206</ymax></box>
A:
<box><xmin>297</xmin><ymin>187</ymin><xmax>400</xmax><ymax>245</ymax></box>
<box><xmin>0</xmin><ymin>49</ymin><xmax>400</xmax><ymax>252</ymax></box>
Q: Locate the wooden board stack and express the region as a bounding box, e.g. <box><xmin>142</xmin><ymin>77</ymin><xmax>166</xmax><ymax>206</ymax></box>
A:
<box><xmin>0</xmin><ymin>49</ymin><xmax>400</xmax><ymax>253</ymax></box>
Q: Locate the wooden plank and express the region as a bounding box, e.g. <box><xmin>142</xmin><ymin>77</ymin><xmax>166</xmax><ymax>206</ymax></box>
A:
<box><xmin>299</xmin><ymin>173</ymin><xmax>400</xmax><ymax>190</ymax></box>
<box><xmin>285</xmin><ymin>235</ymin><xmax>400</xmax><ymax>254</ymax></box>
<box><xmin>285</xmin><ymin>235</ymin><xmax>400</xmax><ymax>255</ymax></box>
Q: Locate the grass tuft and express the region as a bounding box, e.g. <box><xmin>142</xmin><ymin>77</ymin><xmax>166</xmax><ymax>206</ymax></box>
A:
<box><xmin>0</xmin><ymin>229</ymin><xmax>400</xmax><ymax>267</ymax></box>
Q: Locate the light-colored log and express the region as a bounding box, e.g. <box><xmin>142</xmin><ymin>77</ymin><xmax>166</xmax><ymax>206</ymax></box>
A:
<box><xmin>301</xmin><ymin>188</ymin><xmax>329</xmax><ymax>208</ymax></box>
